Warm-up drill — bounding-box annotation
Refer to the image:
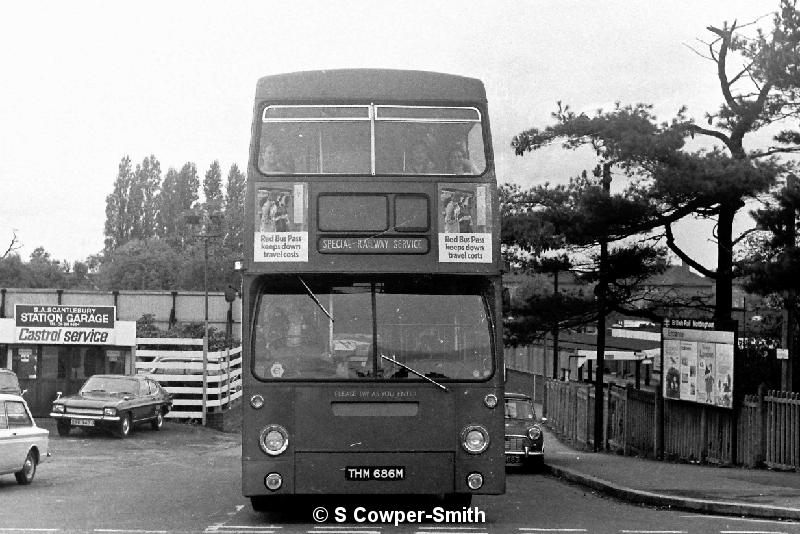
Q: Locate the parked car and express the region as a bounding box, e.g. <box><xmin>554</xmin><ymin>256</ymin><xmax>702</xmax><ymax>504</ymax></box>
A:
<box><xmin>0</xmin><ymin>369</ymin><xmax>22</xmax><ymax>396</ymax></box>
<box><xmin>0</xmin><ymin>393</ymin><xmax>48</xmax><ymax>484</ymax></box>
<box><xmin>504</xmin><ymin>392</ymin><xmax>544</xmax><ymax>471</ymax></box>
<box><xmin>50</xmin><ymin>374</ymin><xmax>172</xmax><ymax>438</ymax></box>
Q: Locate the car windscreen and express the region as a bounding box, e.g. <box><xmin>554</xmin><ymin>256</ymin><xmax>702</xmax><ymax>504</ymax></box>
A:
<box><xmin>505</xmin><ymin>398</ymin><xmax>536</xmax><ymax>420</ymax></box>
<box><xmin>0</xmin><ymin>373</ymin><xmax>19</xmax><ymax>394</ymax></box>
<box><xmin>79</xmin><ymin>376</ymin><xmax>139</xmax><ymax>395</ymax></box>
<box><xmin>252</xmin><ymin>274</ymin><xmax>494</xmax><ymax>381</ymax></box>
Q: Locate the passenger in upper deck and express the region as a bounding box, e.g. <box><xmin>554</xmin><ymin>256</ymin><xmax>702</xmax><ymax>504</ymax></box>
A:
<box><xmin>260</xmin><ymin>142</ymin><xmax>294</xmax><ymax>173</ymax></box>
<box><xmin>407</xmin><ymin>142</ymin><xmax>437</xmax><ymax>174</ymax></box>
<box><xmin>446</xmin><ymin>144</ymin><xmax>479</xmax><ymax>175</ymax></box>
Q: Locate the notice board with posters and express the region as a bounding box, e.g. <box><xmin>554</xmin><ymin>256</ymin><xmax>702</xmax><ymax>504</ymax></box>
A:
<box><xmin>662</xmin><ymin>318</ymin><xmax>736</xmax><ymax>408</ymax></box>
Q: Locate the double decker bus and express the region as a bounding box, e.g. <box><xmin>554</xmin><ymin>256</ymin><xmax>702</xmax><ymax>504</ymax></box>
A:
<box><xmin>241</xmin><ymin>69</ymin><xmax>504</xmax><ymax>511</ymax></box>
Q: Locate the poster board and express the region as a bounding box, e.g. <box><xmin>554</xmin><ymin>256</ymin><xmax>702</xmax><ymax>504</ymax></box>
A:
<box><xmin>662</xmin><ymin>318</ymin><xmax>736</xmax><ymax>408</ymax></box>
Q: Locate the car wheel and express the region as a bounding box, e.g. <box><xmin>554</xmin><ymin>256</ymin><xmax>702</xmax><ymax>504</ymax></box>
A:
<box><xmin>56</xmin><ymin>420</ymin><xmax>71</xmax><ymax>437</ymax></box>
<box><xmin>14</xmin><ymin>451</ymin><xmax>37</xmax><ymax>485</ymax></box>
<box><xmin>151</xmin><ymin>410</ymin><xmax>164</xmax><ymax>431</ymax></box>
<box><xmin>116</xmin><ymin>412</ymin><xmax>132</xmax><ymax>438</ymax></box>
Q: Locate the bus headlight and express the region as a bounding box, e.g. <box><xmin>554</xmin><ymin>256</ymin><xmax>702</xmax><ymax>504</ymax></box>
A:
<box><xmin>528</xmin><ymin>426</ymin><xmax>541</xmax><ymax>440</ymax></box>
<box><xmin>483</xmin><ymin>393</ymin><xmax>498</xmax><ymax>409</ymax></box>
<box><xmin>461</xmin><ymin>424</ymin><xmax>489</xmax><ymax>454</ymax></box>
<box><xmin>259</xmin><ymin>424</ymin><xmax>289</xmax><ymax>456</ymax></box>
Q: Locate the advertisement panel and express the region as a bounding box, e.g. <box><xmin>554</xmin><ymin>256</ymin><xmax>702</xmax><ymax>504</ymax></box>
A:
<box><xmin>14</xmin><ymin>304</ymin><xmax>116</xmax><ymax>345</ymax></box>
<box><xmin>254</xmin><ymin>183</ymin><xmax>309</xmax><ymax>262</ymax></box>
<box><xmin>662</xmin><ymin>318</ymin><xmax>736</xmax><ymax>408</ymax></box>
<box><xmin>437</xmin><ymin>183</ymin><xmax>492</xmax><ymax>263</ymax></box>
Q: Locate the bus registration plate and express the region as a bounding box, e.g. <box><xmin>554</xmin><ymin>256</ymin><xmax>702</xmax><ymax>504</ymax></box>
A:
<box><xmin>345</xmin><ymin>466</ymin><xmax>405</xmax><ymax>481</ymax></box>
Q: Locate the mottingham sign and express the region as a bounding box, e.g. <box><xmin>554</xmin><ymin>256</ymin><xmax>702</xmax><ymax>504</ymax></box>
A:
<box><xmin>14</xmin><ymin>304</ymin><xmax>117</xmax><ymax>345</ymax></box>
<box><xmin>662</xmin><ymin>318</ymin><xmax>736</xmax><ymax>408</ymax></box>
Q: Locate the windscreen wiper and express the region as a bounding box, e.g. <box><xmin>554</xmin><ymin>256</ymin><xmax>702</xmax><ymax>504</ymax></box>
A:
<box><xmin>380</xmin><ymin>354</ymin><xmax>448</xmax><ymax>392</ymax></box>
<box><xmin>297</xmin><ymin>276</ymin><xmax>333</xmax><ymax>323</ymax></box>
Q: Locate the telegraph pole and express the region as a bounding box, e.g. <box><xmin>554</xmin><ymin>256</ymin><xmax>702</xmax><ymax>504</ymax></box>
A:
<box><xmin>186</xmin><ymin>211</ymin><xmax>222</xmax><ymax>426</ymax></box>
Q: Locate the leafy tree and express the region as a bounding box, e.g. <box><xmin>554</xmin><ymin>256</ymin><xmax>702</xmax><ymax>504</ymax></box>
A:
<box><xmin>26</xmin><ymin>247</ymin><xmax>69</xmax><ymax>288</ymax></box>
<box><xmin>224</xmin><ymin>163</ymin><xmax>246</xmax><ymax>256</ymax></box>
<box><xmin>103</xmin><ymin>155</ymin><xmax>162</xmax><ymax>251</ymax></box>
<box><xmin>96</xmin><ymin>239</ymin><xmax>182</xmax><ymax>290</ymax></box>
<box><xmin>156</xmin><ymin>163</ymin><xmax>200</xmax><ymax>246</ymax></box>
<box><xmin>132</xmin><ymin>155</ymin><xmax>162</xmax><ymax>240</ymax></box>
<box><xmin>0</xmin><ymin>254</ymin><xmax>28</xmax><ymax>287</ymax></box>
<box><xmin>203</xmin><ymin>160</ymin><xmax>223</xmax><ymax>213</ymax></box>
<box><xmin>104</xmin><ymin>156</ymin><xmax>134</xmax><ymax>252</ymax></box>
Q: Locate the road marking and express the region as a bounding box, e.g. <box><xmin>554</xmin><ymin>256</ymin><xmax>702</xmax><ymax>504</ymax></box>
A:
<box><xmin>719</xmin><ymin>531</ymin><xmax>788</xmax><ymax>534</ymax></box>
<box><xmin>518</xmin><ymin>530</ymin><xmax>588</xmax><ymax>532</ymax></box>
<box><xmin>619</xmin><ymin>531</ymin><xmax>687</xmax><ymax>533</ymax></box>
<box><xmin>307</xmin><ymin>531</ymin><xmax>380</xmax><ymax>534</ymax></box>
<box><xmin>680</xmin><ymin>516</ymin><xmax>800</xmax><ymax>526</ymax></box>
<box><xmin>94</xmin><ymin>531</ymin><xmax>168</xmax><ymax>534</ymax></box>
<box><xmin>206</xmin><ymin>526</ymin><xmax>282</xmax><ymax>531</ymax></box>
<box><xmin>205</xmin><ymin>527</ymin><xmax>281</xmax><ymax>533</ymax></box>
<box><xmin>205</xmin><ymin>528</ymin><xmax>280</xmax><ymax>533</ymax></box>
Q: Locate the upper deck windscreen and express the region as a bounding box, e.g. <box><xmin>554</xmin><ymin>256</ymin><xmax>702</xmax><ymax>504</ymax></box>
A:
<box><xmin>258</xmin><ymin>105</ymin><xmax>486</xmax><ymax>176</ymax></box>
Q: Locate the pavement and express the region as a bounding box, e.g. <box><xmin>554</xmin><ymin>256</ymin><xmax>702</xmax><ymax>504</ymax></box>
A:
<box><xmin>542</xmin><ymin>426</ymin><xmax>800</xmax><ymax>520</ymax></box>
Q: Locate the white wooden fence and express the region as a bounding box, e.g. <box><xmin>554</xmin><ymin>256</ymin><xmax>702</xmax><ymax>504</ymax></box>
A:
<box><xmin>135</xmin><ymin>337</ymin><xmax>242</xmax><ymax>421</ymax></box>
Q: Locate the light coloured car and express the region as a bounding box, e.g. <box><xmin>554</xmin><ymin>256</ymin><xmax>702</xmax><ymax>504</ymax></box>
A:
<box><xmin>0</xmin><ymin>393</ymin><xmax>48</xmax><ymax>484</ymax></box>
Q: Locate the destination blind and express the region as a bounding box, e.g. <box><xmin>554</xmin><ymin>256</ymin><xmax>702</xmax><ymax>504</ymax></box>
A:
<box><xmin>318</xmin><ymin>237</ymin><xmax>428</xmax><ymax>254</ymax></box>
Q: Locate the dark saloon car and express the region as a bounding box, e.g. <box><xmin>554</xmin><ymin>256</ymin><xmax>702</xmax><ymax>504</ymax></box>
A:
<box><xmin>504</xmin><ymin>392</ymin><xmax>544</xmax><ymax>471</ymax></box>
<box><xmin>50</xmin><ymin>375</ymin><xmax>172</xmax><ymax>438</ymax></box>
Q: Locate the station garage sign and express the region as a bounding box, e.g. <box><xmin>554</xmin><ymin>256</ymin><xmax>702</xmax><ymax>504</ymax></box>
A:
<box><xmin>14</xmin><ymin>304</ymin><xmax>116</xmax><ymax>345</ymax></box>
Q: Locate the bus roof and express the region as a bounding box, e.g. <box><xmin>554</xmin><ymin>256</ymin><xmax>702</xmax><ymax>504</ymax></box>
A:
<box><xmin>255</xmin><ymin>69</ymin><xmax>486</xmax><ymax>104</ymax></box>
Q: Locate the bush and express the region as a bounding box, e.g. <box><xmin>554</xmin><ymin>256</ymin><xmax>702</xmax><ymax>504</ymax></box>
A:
<box><xmin>136</xmin><ymin>313</ymin><xmax>238</xmax><ymax>351</ymax></box>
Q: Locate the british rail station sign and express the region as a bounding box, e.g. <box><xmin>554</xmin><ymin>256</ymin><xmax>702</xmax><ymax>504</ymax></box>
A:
<box><xmin>662</xmin><ymin>318</ymin><xmax>736</xmax><ymax>408</ymax></box>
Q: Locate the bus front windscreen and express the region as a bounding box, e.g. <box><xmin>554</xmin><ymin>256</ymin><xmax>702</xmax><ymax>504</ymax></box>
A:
<box><xmin>252</xmin><ymin>276</ymin><xmax>493</xmax><ymax>381</ymax></box>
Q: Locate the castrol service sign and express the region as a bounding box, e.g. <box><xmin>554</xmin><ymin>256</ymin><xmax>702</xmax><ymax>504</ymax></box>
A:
<box><xmin>15</xmin><ymin>304</ymin><xmax>116</xmax><ymax>344</ymax></box>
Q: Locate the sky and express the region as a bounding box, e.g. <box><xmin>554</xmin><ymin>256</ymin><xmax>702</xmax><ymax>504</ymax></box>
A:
<box><xmin>0</xmin><ymin>0</ymin><xmax>783</xmax><ymax>269</ymax></box>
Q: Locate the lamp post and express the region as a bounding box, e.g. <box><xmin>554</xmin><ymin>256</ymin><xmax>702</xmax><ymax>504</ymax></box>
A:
<box><xmin>185</xmin><ymin>211</ymin><xmax>223</xmax><ymax>426</ymax></box>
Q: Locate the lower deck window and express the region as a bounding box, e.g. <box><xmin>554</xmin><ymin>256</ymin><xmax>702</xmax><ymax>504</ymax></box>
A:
<box><xmin>252</xmin><ymin>275</ymin><xmax>494</xmax><ymax>381</ymax></box>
